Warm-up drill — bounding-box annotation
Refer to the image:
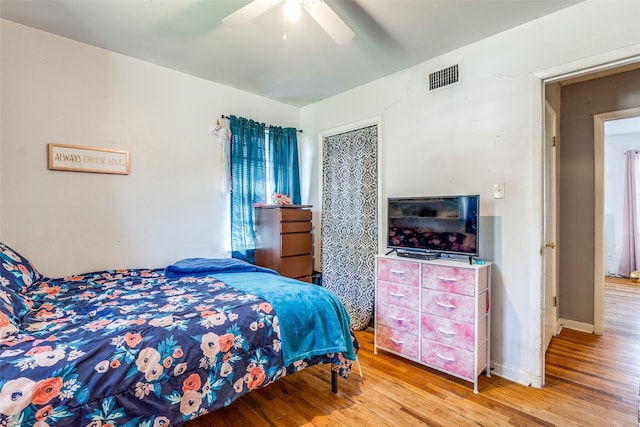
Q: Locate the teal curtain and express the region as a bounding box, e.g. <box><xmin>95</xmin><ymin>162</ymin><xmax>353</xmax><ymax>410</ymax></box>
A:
<box><xmin>268</xmin><ymin>126</ymin><xmax>301</xmax><ymax>205</ymax></box>
<box><xmin>230</xmin><ymin>115</ymin><xmax>267</xmax><ymax>262</ymax></box>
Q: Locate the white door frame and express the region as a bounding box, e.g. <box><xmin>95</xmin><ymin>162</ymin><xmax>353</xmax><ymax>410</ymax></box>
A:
<box><xmin>593</xmin><ymin>106</ymin><xmax>640</xmax><ymax>334</ymax></box>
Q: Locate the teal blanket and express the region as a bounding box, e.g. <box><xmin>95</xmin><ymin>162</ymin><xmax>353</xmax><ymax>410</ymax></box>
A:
<box><xmin>213</xmin><ymin>272</ymin><xmax>356</xmax><ymax>366</ymax></box>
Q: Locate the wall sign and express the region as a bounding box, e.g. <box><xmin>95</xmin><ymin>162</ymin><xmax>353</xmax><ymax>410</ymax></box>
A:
<box><xmin>48</xmin><ymin>143</ymin><xmax>130</xmax><ymax>175</ymax></box>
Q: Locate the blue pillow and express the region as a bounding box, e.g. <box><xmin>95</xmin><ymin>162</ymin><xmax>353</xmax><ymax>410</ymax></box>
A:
<box><xmin>0</xmin><ymin>242</ymin><xmax>44</xmax><ymax>293</ymax></box>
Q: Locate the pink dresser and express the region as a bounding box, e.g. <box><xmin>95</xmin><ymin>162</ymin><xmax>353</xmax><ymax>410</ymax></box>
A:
<box><xmin>375</xmin><ymin>255</ymin><xmax>491</xmax><ymax>393</ymax></box>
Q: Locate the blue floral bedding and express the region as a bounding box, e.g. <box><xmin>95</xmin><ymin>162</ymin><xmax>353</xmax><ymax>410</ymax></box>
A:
<box><xmin>0</xmin><ymin>244</ymin><xmax>357</xmax><ymax>426</ymax></box>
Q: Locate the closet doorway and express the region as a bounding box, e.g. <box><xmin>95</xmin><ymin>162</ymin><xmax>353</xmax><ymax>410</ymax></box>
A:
<box><xmin>319</xmin><ymin>119</ymin><xmax>380</xmax><ymax>330</ymax></box>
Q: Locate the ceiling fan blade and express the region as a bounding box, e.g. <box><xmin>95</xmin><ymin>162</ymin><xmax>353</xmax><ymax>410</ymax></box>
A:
<box><xmin>306</xmin><ymin>0</ymin><xmax>354</xmax><ymax>45</ymax></box>
<box><xmin>223</xmin><ymin>0</ymin><xmax>282</xmax><ymax>26</ymax></box>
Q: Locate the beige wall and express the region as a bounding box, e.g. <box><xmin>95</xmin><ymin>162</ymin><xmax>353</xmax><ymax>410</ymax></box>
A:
<box><xmin>559</xmin><ymin>68</ymin><xmax>640</xmax><ymax>323</ymax></box>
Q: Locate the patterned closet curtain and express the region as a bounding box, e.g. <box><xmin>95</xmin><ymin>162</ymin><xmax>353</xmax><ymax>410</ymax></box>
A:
<box><xmin>321</xmin><ymin>124</ymin><xmax>378</xmax><ymax>330</ymax></box>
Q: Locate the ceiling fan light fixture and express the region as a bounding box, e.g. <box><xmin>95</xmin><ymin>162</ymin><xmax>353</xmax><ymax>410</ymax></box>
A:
<box><xmin>223</xmin><ymin>0</ymin><xmax>354</xmax><ymax>45</ymax></box>
<box><xmin>284</xmin><ymin>0</ymin><xmax>302</xmax><ymax>22</ymax></box>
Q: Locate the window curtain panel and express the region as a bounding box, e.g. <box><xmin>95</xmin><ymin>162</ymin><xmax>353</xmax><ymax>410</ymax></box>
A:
<box><xmin>321</xmin><ymin>124</ymin><xmax>378</xmax><ymax>330</ymax></box>
<box><xmin>268</xmin><ymin>126</ymin><xmax>301</xmax><ymax>204</ymax></box>
<box><xmin>618</xmin><ymin>150</ymin><xmax>640</xmax><ymax>277</ymax></box>
<box><xmin>229</xmin><ymin>115</ymin><xmax>267</xmax><ymax>262</ymax></box>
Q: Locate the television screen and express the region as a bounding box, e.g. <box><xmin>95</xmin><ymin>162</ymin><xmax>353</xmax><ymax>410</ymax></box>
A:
<box><xmin>387</xmin><ymin>195</ymin><xmax>479</xmax><ymax>257</ymax></box>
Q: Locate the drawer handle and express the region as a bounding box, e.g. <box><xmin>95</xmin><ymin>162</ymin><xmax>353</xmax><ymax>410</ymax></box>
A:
<box><xmin>390</xmin><ymin>292</ymin><xmax>406</xmax><ymax>298</ymax></box>
<box><xmin>437</xmin><ymin>276</ymin><xmax>457</xmax><ymax>282</ymax></box>
<box><xmin>389</xmin><ymin>269</ymin><xmax>405</xmax><ymax>275</ymax></box>
<box><xmin>390</xmin><ymin>314</ymin><xmax>405</xmax><ymax>322</ymax></box>
<box><xmin>437</xmin><ymin>328</ymin><xmax>456</xmax><ymax>336</ymax></box>
<box><xmin>436</xmin><ymin>353</ymin><xmax>456</xmax><ymax>362</ymax></box>
<box><xmin>390</xmin><ymin>337</ymin><xmax>405</xmax><ymax>345</ymax></box>
<box><xmin>436</xmin><ymin>301</ymin><xmax>457</xmax><ymax>309</ymax></box>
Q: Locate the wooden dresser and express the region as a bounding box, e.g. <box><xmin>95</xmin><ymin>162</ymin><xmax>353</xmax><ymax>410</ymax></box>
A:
<box><xmin>375</xmin><ymin>254</ymin><xmax>491</xmax><ymax>393</ymax></box>
<box><xmin>254</xmin><ymin>205</ymin><xmax>313</xmax><ymax>282</ymax></box>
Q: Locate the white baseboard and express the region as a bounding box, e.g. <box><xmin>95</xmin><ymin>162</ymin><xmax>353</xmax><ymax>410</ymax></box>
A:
<box><xmin>490</xmin><ymin>363</ymin><xmax>532</xmax><ymax>387</ymax></box>
<box><xmin>559</xmin><ymin>318</ymin><xmax>594</xmax><ymax>333</ymax></box>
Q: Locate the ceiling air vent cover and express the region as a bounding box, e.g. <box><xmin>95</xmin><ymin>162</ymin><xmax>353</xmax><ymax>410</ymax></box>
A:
<box><xmin>428</xmin><ymin>64</ymin><xmax>460</xmax><ymax>91</ymax></box>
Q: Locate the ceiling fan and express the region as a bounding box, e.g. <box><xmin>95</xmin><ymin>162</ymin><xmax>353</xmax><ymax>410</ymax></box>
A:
<box><xmin>223</xmin><ymin>0</ymin><xmax>355</xmax><ymax>45</ymax></box>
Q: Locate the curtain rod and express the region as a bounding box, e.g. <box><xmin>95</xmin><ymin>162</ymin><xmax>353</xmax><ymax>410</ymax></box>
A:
<box><xmin>221</xmin><ymin>115</ymin><xmax>302</xmax><ymax>133</ymax></box>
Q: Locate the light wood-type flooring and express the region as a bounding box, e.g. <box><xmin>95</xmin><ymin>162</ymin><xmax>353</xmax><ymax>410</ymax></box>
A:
<box><xmin>188</xmin><ymin>277</ymin><xmax>640</xmax><ymax>426</ymax></box>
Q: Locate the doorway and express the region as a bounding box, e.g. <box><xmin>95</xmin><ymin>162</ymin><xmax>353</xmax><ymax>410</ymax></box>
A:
<box><xmin>595</xmin><ymin>109</ymin><xmax>640</xmax><ymax>333</ymax></box>
<box><xmin>542</xmin><ymin>61</ymin><xmax>640</xmax><ymax>384</ymax></box>
<box><xmin>319</xmin><ymin>120</ymin><xmax>381</xmax><ymax>331</ymax></box>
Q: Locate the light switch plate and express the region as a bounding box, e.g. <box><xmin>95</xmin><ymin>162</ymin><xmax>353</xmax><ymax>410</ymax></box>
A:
<box><xmin>494</xmin><ymin>183</ymin><xmax>505</xmax><ymax>199</ymax></box>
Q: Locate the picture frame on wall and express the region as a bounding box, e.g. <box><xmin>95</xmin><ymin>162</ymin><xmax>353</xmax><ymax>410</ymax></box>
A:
<box><xmin>48</xmin><ymin>143</ymin><xmax>130</xmax><ymax>175</ymax></box>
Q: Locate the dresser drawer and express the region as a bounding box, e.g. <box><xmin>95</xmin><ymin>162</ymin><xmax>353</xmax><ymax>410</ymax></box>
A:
<box><xmin>377</xmin><ymin>280</ymin><xmax>419</xmax><ymax>310</ymax></box>
<box><xmin>421</xmin><ymin>339</ymin><xmax>474</xmax><ymax>380</ymax></box>
<box><xmin>281</xmin><ymin>233</ymin><xmax>312</xmax><ymax>257</ymax></box>
<box><xmin>376</xmin><ymin>303</ymin><xmax>419</xmax><ymax>334</ymax></box>
<box><xmin>421</xmin><ymin>313</ymin><xmax>478</xmax><ymax>351</ymax></box>
<box><xmin>422</xmin><ymin>289</ymin><xmax>483</xmax><ymax>324</ymax></box>
<box><xmin>376</xmin><ymin>258</ymin><xmax>420</xmax><ymax>286</ymax></box>
<box><xmin>280</xmin><ymin>254</ymin><xmax>312</xmax><ymax>278</ymax></box>
<box><xmin>281</xmin><ymin>208</ymin><xmax>312</xmax><ymax>222</ymax></box>
<box><xmin>282</xmin><ymin>221</ymin><xmax>312</xmax><ymax>233</ymax></box>
<box><xmin>376</xmin><ymin>324</ymin><xmax>419</xmax><ymax>359</ymax></box>
<box><xmin>421</xmin><ymin>264</ymin><xmax>476</xmax><ymax>296</ymax></box>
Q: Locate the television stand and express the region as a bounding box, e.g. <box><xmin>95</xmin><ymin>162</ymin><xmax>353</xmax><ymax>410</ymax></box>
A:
<box><xmin>374</xmin><ymin>254</ymin><xmax>491</xmax><ymax>393</ymax></box>
<box><xmin>396</xmin><ymin>250</ymin><xmax>440</xmax><ymax>260</ymax></box>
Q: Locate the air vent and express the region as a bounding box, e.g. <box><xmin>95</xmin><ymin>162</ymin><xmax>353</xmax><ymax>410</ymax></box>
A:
<box><xmin>428</xmin><ymin>64</ymin><xmax>460</xmax><ymax>91</ymax></box>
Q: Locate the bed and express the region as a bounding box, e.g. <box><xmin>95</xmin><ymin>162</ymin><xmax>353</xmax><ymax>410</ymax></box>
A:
<box><xmin>0</xmin><ymin>242</ymin><xmax>357</xmax><ymax>426</ymax></box>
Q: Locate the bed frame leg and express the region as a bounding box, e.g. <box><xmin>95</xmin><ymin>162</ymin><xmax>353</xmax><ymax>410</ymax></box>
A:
<box><xmin>331</xmin><ymin>370</ymin><xmax>338</xmax><ymax>393</ymax></box>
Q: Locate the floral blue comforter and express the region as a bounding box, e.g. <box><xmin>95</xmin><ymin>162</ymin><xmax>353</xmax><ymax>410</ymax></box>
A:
<box><xmin>0</xmin><ymin>267</ymin><xmax>356</xmax><ymax>426</ymax></box>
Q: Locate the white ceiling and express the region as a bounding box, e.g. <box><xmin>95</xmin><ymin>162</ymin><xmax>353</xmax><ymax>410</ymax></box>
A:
<box><xmin>0</xmin><ymin>0</ymin><xmax>581</xmax><ymax>107</ymax></box>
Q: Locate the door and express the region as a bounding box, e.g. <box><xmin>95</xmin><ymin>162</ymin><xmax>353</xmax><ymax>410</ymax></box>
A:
<box><xmin>544</xmin><ymin>101</ymin><xmax>558</xmax><ymax>352</ymax></box>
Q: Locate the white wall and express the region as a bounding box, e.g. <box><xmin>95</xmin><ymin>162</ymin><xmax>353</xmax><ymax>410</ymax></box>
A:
<box><xmin>299</xmin><ymin>0</ymin><xmax>640</xmax><ymax>386</ymax></box>
<box><xmin>605</xmin><ymin>132</ymin><xmax>640</xmax><ymax>275</ymax></box>
<box><xmin>0</xmin><ymin>19</ymin><xmax>299</xmax><ymax>277</ymax></box>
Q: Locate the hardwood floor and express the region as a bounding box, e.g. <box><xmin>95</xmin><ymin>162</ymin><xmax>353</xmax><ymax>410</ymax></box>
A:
<box><xmin>188</xmin><ymin>278</ymin><xmax>640</xmax><ymax>426</ymax></box>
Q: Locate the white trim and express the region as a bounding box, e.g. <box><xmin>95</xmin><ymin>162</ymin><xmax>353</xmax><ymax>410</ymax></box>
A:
<box><xmin>593</xmin><ymin>106</ymin><xmax>640</xmax><ymax>335</ymax></box>
<box><xmin>559</xmin><ymin>318</ymin><xmax>594</xmax><ymax>334</ymax></box>
<box><xmin>490</xmin><ymin>363</ymin><xmax>532</xmax><ymax>387</ymax></box>
<box><xmin>527</xmin><ymin>73</ymin><xmax>545</xmax><ymax>390</ymax></box>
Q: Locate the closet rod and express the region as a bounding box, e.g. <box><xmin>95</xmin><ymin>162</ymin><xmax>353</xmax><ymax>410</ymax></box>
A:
<box><xmin>220</xmin><ymin>115</ymin><xmax>303</xmax><ymax>133</ymax></box>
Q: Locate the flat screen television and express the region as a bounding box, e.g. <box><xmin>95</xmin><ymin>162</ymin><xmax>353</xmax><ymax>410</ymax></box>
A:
<box><xmin>387</xmin><ymin>195</ymin><xmax>479</xmax><ymax>258</ymax></box>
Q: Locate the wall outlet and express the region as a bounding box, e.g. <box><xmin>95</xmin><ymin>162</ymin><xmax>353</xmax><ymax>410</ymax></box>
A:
<box><xmin>494</xmin><ymin>183</ymin><xmax>505</xmax><ymax>199</ymax></box>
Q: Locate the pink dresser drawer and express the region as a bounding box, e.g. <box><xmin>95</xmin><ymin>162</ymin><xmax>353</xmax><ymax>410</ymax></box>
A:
<box><xmin>421</xmin><ymin>264</ymin><xmax>476</xmax><ymax>296</ymax></box>
<box><xmin>421</xmin><ymin>289</ymin><xmax>480</xmax><ymax>324</ymax></box>
<box><xmin>376</xmin><ymin>324</ymin><xmax>419</xmax><ymax>359</ymax></box>
<box><xmin>421</xmin><ymin>313</ymin><xmax>477</xmax><ymax>351</ymax></box>
<box><xmin>376</xmin><ymin>303</ymin><xmax>419</xmax><ymax>334</ymax></box>
<box><xmin>377</xmin><ymin>280</ymin><xmax>419</xmax><ymax>311</ymax></box>
<box><xmin>421</xmin><ymin>339</ymin><xmax>473</xmax><ymax>380</ymax></box>
<box><xmin>377</xmin><ymin>258</ymin><xmax>420</xmax><ymax>286</ymax></box>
